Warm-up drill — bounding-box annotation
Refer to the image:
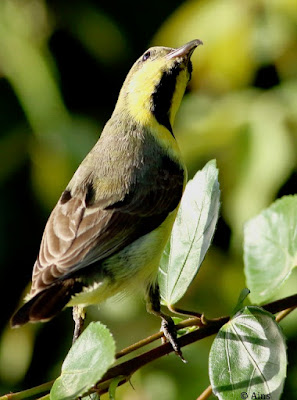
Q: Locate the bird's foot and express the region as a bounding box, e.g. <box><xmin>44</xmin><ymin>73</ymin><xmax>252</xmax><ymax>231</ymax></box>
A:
<box><xmin>72</xmin><ymin>306</ymin><xmax>86</xmax><ymax>343</ymax></box>
<box><xmin>160</xmin><ymin>314</ymin><xmax>186</xmax><ymax>363</ymax></box>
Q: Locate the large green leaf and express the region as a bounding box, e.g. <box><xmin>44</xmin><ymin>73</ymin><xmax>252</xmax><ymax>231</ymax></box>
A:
<box><xmin>244</xmin><ymin>195</ymin><xmax>297</xmax><ymax>303</ymax></box>
<box><xmin>50</xmin><ymin>322</ymin><xmax>115</xmax><ymax>400</ymax></box>
<box><xmin>209</xmin><ymin>307</ymin><xmax>287</xmax><ymax>400</ymax></box>
<box><xmin>159</xmin><ymin>160</ymin><xmax>220</xmax><ymax>305</ymax></box>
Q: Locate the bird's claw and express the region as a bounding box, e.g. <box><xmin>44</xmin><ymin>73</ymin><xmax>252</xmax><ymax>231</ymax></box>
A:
<box><xmin>161</xmin><ymin>316</ymin><xmax>187</xmax><ymax>363</ymax></box>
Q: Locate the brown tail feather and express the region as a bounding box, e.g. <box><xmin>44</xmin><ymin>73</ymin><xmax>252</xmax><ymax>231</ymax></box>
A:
<box><xmin>11</xmin><ymin>279</ymin><xmax>82</xmax><ymax>327</ymax></box>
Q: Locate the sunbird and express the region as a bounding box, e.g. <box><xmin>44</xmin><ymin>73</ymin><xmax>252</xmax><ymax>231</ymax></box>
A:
<box><xmin>11</xmin><ymin>39</ymin><xmax>202</xmax><ymax>356</ymax></box>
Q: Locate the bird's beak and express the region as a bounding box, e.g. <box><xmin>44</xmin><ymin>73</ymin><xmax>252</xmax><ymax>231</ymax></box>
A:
<box><xmin>167</xmin><ymin>39</ymin><xmax>203</xmax><ymax>61</ymax></box>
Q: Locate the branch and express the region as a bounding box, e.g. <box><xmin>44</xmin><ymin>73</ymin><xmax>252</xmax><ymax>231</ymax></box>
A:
<box><xmin>92</xmin><ymin>293</ymin><xmax>297</xmax><ymax>395</ymax></box>
<box><xmin>115</xmin><ymin>316</ymin><xmax>201</xmax><ymax>359</ymax></box>
<box><xmin>93</xmin><ymin>316</ymin><xmax>227</xmax><ymax>395</ymax></box>
<box><xmin>262</xmin><ymin>293</ymin><xmax>297</xmax><ymax>315</ymax></box>
<box><xmin>0</xmin><ymin>381</ymin><xmax>54</xmax><ymax>400</ymax></box>
<box><xmin>2</xmin><ymin>293</ymin><xmax>297</xmax><ymax>400</ymax></box>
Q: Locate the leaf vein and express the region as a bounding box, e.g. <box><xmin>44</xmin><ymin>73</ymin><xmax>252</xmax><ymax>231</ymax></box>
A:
<box><xmin>231</xmin><ymin>323</ymin><xmax>271</xmax><ymax>394</ymax></box>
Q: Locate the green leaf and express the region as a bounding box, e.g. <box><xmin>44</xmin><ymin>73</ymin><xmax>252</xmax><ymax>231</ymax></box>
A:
<box><xmin>209</xmin><ymin>307</ymin><xmax>287</xmax><ymax>400</ymax></box>
<box><xmin>50</xmin><ymin>322</ymin><xmax>116</xmax><ymax>400</ymax></box>
<box><xmin>244</xmin><ymin>195</ymin><xmax>297</xmax><ymax>303</ymax></box>
<box><xmin>159</xmin><ymin>159</ymin><xmax>220</xmax><ymax>305</ymax></box>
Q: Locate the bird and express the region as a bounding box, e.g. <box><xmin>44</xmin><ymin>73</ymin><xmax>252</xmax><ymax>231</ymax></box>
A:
<box><xmin>11</xmin><ymin>39</ymin><xmax>202</xmax><ymax>355</ymax></box>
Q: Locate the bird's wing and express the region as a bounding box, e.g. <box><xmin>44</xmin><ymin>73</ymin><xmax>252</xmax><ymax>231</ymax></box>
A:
<box><xmin>31</xmin><ymin>155</ymin><xmax>184</xmax><ymax>296</ymax></box>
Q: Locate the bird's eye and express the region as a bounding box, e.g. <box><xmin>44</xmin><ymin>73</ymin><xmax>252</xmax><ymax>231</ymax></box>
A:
<box><xmin>142</xmin><ymin>51</ymin><xmax>151</xmax><ymax>62</ymax></box>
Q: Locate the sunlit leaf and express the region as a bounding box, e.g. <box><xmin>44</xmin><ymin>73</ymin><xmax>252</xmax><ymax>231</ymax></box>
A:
<box><xmin>159</xmin><ymin>160</ymin><xmax>220</xmax><ymax>305</ymax></box>
<box><xmin>50</xmin><ymin>322</ymin><xmax>115</xmax><ymax>400</ymax></box>
<box><xmin>209</xmin><ymin>307</ymin><xmax>287</xmax><ymax>400</ymax></box>
<box><xmin>244</xmin><ymin>195</ymin><xmax>297</xmax><ymax>303</ymax></box>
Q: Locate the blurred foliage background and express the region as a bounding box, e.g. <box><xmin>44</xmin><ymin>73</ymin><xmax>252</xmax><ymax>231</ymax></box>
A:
<box><xmin>1</xmin><ymin>0</ymin><xmax>297</xmax><ymax>398</ymax></box>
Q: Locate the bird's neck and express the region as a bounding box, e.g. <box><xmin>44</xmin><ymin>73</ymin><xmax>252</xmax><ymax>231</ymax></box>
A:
<box><xmin>107</xmin><ymin>107</ymin><xmax>183</xmax><ymax>168</ymax></box>
<box><xmin>113</xmin><ymin>66</ymin><xmax>188</xmax><ymax>137</ymax></box>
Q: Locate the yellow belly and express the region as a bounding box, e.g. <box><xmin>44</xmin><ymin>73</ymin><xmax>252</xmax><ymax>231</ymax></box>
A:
<box><xmin>68</xmin><ymin>209</ymin><xmax>177</xmax><ymax>307</ymax></box>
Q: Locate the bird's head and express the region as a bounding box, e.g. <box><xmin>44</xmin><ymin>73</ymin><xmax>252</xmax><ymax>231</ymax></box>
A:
<box><xmin>115</xmin><ymin>39</ymin><xmax>203</xmax><ymax>133</ymax></box>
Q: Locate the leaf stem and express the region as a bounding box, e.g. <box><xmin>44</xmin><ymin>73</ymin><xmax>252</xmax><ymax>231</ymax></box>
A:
<box><xmin>167</xmin><ymin>304</ymin><xmax>202</xmax><ymax>319</ymax></box>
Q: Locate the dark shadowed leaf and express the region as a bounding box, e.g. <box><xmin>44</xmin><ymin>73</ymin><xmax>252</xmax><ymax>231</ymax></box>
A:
<box><xmin>209</xmin><ymin>307</ymin><xmax>287</xmax><ymax>400</ymax></box>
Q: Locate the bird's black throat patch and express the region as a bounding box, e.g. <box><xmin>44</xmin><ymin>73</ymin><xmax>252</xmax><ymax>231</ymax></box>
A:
<box><xmin>151</xmin><ymin>64</ymin><xmax>182</xmax><ymax>135</ymax></box>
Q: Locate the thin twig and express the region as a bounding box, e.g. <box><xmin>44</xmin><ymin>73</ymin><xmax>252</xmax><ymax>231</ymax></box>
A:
<box><xmin>95</xmin><ymin>317</ymin><xmax>229</xmax><ymax>395</ymax></box>
<box><xmin>116</xmin><ymin>316</ymin><xmax>201</xmax><ymax>359</ymax></box>
<box><xmin>168</xmin><ymin>304</ymin><xmax>202</xmax><ymax>319</ymax></box>
<box><xmin>0</xmin><ymin>381</ymin><xmax>54</xmax><ymax>400</ymax></box>
<box><xmin>196</xmin><ymin>384</ymin><xmax>212</xmax><ymax>400</ymax></box>
<box><xmin>3</xmin><ymin>293</ymin><xmax>297</xmax><ymax>400</ymax></box>
<box><xmin>276</xmin><ymin>305</ymin><xmax>297</xmax><ymax>323</ymax></box>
